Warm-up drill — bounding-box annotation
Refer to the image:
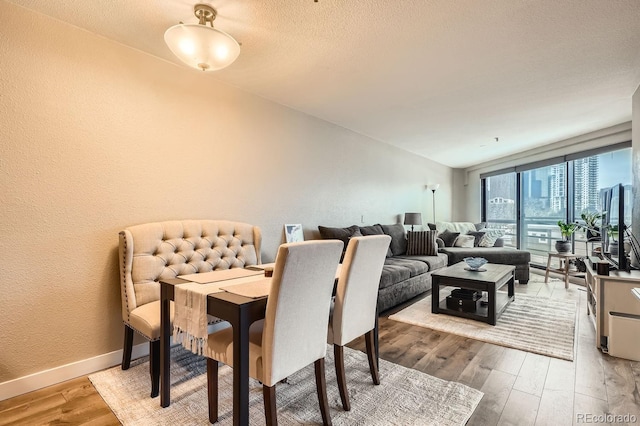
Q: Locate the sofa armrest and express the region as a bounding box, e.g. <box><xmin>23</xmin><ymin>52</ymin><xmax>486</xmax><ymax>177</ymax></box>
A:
<box><xmin>436</xmin><ymin>237</ymin><xmax>445</xmax><ymax>248</ymax></box>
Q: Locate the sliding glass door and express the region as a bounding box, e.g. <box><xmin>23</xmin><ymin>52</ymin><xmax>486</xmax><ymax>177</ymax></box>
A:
<box><xmin>520</xmin><ymin>164</ymin><xmax>567</xmax><ymax>265</ymax></box>
<box><xmin>484</xmin><ymin>173</ymin><xmax>517</xmax><ymax>248</ymax></box>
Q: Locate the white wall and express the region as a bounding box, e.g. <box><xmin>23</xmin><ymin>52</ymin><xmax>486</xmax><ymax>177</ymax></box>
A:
<box><xmin>457</xmin><ymin>122</ymin><xmax>633</xmax><ymax>221</ymax></box>
<box><xmin>0</xmin><ymin>1</ymin><xmax>452</xmax><ymax>389</ymax></box>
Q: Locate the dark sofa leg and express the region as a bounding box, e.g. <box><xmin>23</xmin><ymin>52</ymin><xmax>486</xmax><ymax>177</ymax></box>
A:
<box><xmin>520</xmin><ymin>280</ymin><xmax>529</xmax><ymax>284</ymax></box>
<box><xmin>122</xmin><ymin>325</ymin><xmax>134</xmax><ymax>370</ymax></box>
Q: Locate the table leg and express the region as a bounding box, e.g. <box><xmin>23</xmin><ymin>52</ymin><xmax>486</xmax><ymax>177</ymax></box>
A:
<box><xmin>487</xmin><ymin>283</ymin><xmax>496</xmax><ymax>325</ymax></box>
<box><xmin>544</xmin><ymin>254</ymin><xmax>552</xmax><ymax>283</ymax></box>
<box><xmin>232</xmin><ymin>309</ymin><xmax>250</xmax><ymax>426</ymax></box>
<box><xmin>563</xmin><ymin>258</ymin><xmax>570</xmax><ymax>289</ymax></box>
<box><xmin>432</xmin><ymin>278</ymin><xmax>440</xmax><ymax>313</ymax></box>
<box><xmin>160</xmin><ymin>282</ymin><xmax>171</xmax><ymax>407</ymax></box>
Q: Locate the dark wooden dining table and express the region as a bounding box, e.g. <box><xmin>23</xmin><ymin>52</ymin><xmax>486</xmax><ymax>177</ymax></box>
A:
<box><xmin>159</xmin><ymin>267</ymin><xmax>378</xmax><ymax>426</ymax></box>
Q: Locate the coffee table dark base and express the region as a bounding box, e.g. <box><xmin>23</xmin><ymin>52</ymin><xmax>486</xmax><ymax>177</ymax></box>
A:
<box><xmin>431</xmin><ymin>263</ymin><xmax>515</xmax><ymax>325</ymax></box>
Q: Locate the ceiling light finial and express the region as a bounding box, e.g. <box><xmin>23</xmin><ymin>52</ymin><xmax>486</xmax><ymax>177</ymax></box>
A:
<box><xmin>164</xmin><ymin>3</ymin><xmax>240</xmax><ymax>72</ymax></box>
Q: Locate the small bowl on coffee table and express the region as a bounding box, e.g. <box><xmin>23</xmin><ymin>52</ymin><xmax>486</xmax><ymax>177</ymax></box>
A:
<box><xmin>463</xmin><ymin>257</ymin><xmax>488</xmax><ymax>271</ymax></box>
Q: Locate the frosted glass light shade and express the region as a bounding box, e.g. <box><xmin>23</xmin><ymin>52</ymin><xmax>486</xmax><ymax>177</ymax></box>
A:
<box><xmin>164</xmin><ymin>23</ymin><xmax>240</xmax><ymax>71</ymax></box>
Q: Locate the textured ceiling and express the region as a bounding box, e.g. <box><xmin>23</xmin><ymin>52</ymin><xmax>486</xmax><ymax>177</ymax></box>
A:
<box><xmin>7</xmin><ymin>0</ymin><xmax>640</xmax><ymax>168</ymax></box>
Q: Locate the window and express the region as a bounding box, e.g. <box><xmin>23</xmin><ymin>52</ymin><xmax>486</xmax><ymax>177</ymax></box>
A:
<box><xmin>481</xmin><ymin>145</ymin><xmax>632</xmax><ymax>267</ymax></box>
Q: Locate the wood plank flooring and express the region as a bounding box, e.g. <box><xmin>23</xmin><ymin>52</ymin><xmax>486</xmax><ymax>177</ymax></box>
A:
<box><xmin>1</xmin><ymin>273</ymin><xmax>639</xmax><ymax>425</ymax></box>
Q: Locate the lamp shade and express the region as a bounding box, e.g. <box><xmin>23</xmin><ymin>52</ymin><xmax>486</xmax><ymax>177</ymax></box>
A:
<box><xmin>404</xmin><ymin>212</ymin><xmax>423</xmax><ymax>226</ymax></box>
<box><xmin>428</xmin><ymin>183</ymin><xmax>440</xmax><ymax>191</ymax></box>
<box><xmin>164</xmin><ymin>23</ymin><xmax>240</xmax><ymax>71</ymax></box>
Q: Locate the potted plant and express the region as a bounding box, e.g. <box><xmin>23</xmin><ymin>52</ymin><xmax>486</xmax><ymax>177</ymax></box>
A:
<box><xmin>580</xmin><ymin>211</ymin><xmax>603</xmax><ymax>241</ymax></box>
<box><xmin>556</xmin><ymin>220</ymin><xmax>578</xmax><ymax>253</ymax></box>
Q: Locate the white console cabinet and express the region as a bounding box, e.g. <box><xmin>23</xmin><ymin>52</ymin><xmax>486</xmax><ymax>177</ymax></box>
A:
<box><xmin>585</xmin><ymin>257</ymin><xmax>640</xmax><ymax>360</ymax></box>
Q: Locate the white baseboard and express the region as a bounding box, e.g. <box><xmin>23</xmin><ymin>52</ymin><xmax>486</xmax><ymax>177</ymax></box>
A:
<box><xmin>0</xmin><ymin>342</ymin><xmax>150</xmax><ymax>402</ymax></box>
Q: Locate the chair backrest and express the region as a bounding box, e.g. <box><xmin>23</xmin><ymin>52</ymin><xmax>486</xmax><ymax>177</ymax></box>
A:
<box><xmin>332</xmin><ymin>235</ymin><xmax>391</xmax><ymax>345</ymax></box>
<box><xmin>261</xmin><ymin>240</ymin><xmax>343</xmax><ymax>386</ymax></box>
<box><xmin>118</xmin><ymin>220</ymin><xmax>261</xmax><ymax>322</ymax></box>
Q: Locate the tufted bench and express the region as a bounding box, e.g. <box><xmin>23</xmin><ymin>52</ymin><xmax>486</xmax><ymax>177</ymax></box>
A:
<box><xmin>118</xmin><ymin>219</ymin><xmax>262</xmax><ymax>397</ymax></box>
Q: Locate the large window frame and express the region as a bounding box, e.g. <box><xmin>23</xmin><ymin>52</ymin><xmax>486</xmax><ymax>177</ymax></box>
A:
<box><xmin>481</xmin><ymin>142</ymin><xmax>632</xmax><ymax>267</ymax></box>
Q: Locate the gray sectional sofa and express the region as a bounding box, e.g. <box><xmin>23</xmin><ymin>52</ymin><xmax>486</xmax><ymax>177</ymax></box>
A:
<box><xmin>318</xmin><ymin>223</ymin><xmax>447</xmax><ymax>313</ymax></box>
<box><xmin>429</xmin><ymin>221</ymin><xmax>531</xmax><ymax>283</ymax></box>
<box><xmin>318</xmin><ymin>221</ymin><xmax>531</xmax><ymax>313</ymax></box>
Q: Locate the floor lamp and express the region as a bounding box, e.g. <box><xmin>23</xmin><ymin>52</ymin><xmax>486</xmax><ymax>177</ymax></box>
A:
<box><xmin>428</xmin><ymin>184</ymin><xmax>440</xmax><ymax>222</ymax></box>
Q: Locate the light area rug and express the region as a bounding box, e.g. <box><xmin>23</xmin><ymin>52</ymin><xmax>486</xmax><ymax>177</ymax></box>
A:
<box><xmin>389</xmin><ymin>289</ymin><xmax>577</xmax><ymax>361</ymax></box>
<box><xmin>89</xmin><ymin>345</ymin><xmax>483</xmax><ymax>425</ymax></box>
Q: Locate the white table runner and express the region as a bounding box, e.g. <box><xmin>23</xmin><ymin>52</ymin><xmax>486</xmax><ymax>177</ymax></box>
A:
<box><xmin>173</xmin><ymin>269</ymin><xmax>266</xmax><ymax>354</ymax></box>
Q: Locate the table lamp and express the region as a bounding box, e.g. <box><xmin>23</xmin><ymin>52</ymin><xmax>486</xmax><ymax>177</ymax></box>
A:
<box><xmin>404</xmin><ymin>212</ymin><xmax>422</xmax><ymax>232</ymax></box>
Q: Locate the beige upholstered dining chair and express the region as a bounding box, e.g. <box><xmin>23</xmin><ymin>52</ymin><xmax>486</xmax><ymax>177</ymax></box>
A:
<box><xmin>327</xmin><ymin>235</ymin><xmax>391</xmax><ymax>411</ymax></box>
<box><xmin>205</xmin><ymin>240</ymin><xmax>343</xmax><ymax>426</ymax></box>
<box><xmin>118</xmin><ymin>220</ymin><xmax>261</xmax><ymax>397</ymax></box>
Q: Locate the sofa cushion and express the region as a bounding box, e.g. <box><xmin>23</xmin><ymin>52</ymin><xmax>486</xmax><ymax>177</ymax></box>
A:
<box><xmin>439</xmin><ymin>247</ymin><xmax>530</xmax><ymax>266</ymax></box>
<box><xmin>381</xmin><ymin>223</ymin><xmax>408</xmax><ymax>256</ymax></box>
<box><xmin>359</xmin><ymin>224</ymin><xmax>393</xmax><ymax>257</ymax></box>
<box><xmin>407</xmin><ymin>230</ymin><xmax>438</xmax><ymax>255</ymax></box>
<box><xmin>396</xmin><ymin>253</ymin><xmax>448</xmax><ymax>271</ymax></box>
<box><xmin>379</xmin><ymin>257</ymin><xmax>430</xmax><ymax>289</ymax></box>
<box><xmin>359</xmin><ymin>224</ymin><xmax>383</xmax><ymax>235</ymax></box>
<box><xmin>436</xmin><ymin>221</ymin><xmax>477</xmax><ymax>234</ymax></box>
<box><xmin>318</xmin><ymin>225</ymin><xmax>360</xmax><ymax>261</ymax></box>
<box><xmin>439</xmin><ymin>229</ymin><xmax>460</xmax><ymax>247</ymax></box>
<box><xmin>318</xmin><ymin>225</ymin><xmax>359</xmax><ymax>248</ymax></box>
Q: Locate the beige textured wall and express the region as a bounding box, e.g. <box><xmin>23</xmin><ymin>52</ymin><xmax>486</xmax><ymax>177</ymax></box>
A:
<box><xmin>0</xmin><ymin>2</ymin><xmax>451</xmax><ymax>382</ymax></box>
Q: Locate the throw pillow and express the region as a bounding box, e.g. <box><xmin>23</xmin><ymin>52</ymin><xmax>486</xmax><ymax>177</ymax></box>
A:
<box><xmin>406</xmin><ymin>230</ymin><xmax>438</xmax><ymax>256</ymax></box>
<box><xmin>438</xmin><ymin>229</ymin><xmax>460</xmax><ymax>247</ymax></box>
<box><xmin>454</xmin><ymin>235</ymin><xmax>475</xmax><ymax>248</ymax></box>
<box><xmin>381</xmin><ymin>223</ymin><xmax>408</xmax><ymax>256</ymax></box>
<box><xmin>477</xmin><ymin>228</ymin><xmax>505</xmax><ymax>247</ymax></box>
<box><xmin>474</xmin><ymin>222</ymin><xmax>487</xmax><ymax>231</ymax></box>
<box><xmin>427</xmin><ymin>223</ymin><xmax>437</xmax><ymax>231</ymax></box>
<box><xmin>467</xmin><ymin>231</ymin><xmax>486</xmax><ymax>247</ymax></box>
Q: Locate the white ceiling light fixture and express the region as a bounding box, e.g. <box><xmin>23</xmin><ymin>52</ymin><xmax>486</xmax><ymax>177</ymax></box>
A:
<box><xmin>164</xmin><ymin>3</ymin><xmax>240</xmax><ymax>72</ymax></box>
